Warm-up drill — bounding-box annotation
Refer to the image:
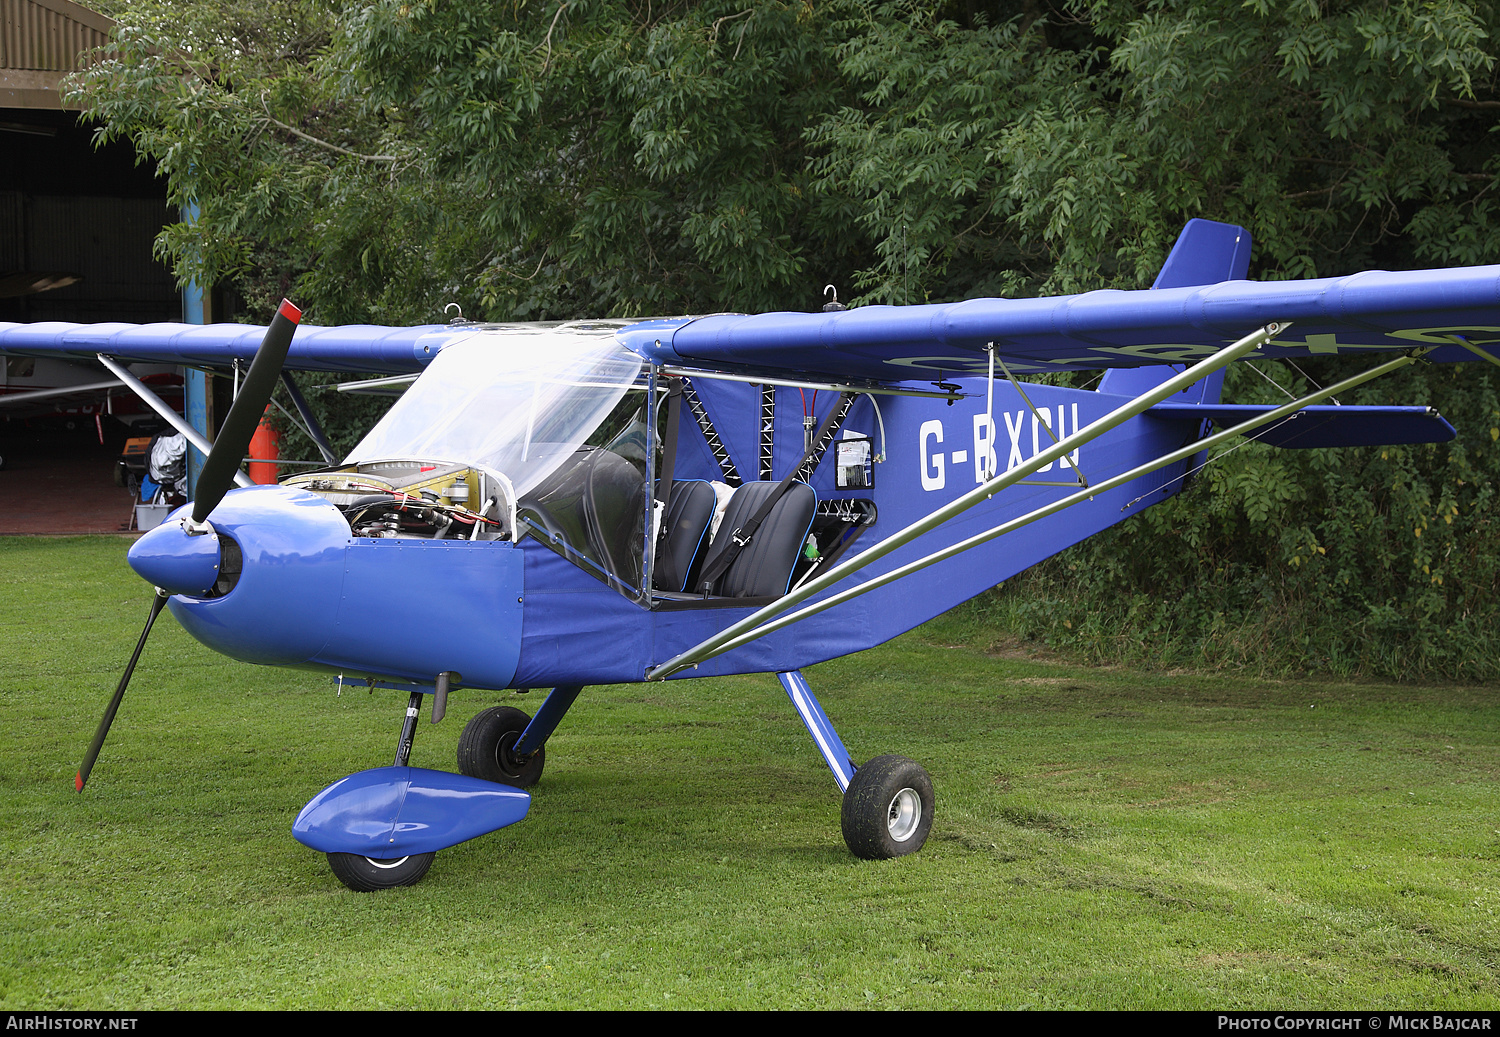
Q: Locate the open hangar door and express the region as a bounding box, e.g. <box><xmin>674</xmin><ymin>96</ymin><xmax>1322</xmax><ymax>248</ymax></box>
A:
<box><xmin>0</xmin><ymin>105</ymin><xmax>183</xmax><ymax>532</ymax></box>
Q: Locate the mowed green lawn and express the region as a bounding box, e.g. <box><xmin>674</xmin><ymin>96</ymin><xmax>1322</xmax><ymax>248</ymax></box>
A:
<box><xmin>2</xmin><ymin>536</ymin><xmax>1498</xmax><ymax>1009</ymax></box>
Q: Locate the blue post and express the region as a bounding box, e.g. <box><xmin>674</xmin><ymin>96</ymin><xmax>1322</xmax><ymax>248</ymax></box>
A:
<box><xmin>183</xmin><ymin>365</ymin><xmax>208</xmax><ymax>501</ymax></box>
<box><xmin>181</xmin><ymin>202</ymin><xmax>209</xmax><ymax>499</ymax></box>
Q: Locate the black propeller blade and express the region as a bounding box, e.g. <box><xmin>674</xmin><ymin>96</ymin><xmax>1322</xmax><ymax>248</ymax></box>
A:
<box><xmin>191</xmin><ymin>298</ymin><xmax>302</xmax><ymax>525</ymax></box>
<box><xmin>76</xmin><ymin>590</ymin><xmax>169</xmax><ymax>791</ymax></box>
<box><xmin>77</xmin><ymin>300</ymin><xmax>302</xmax><ymax>791</ymax></box>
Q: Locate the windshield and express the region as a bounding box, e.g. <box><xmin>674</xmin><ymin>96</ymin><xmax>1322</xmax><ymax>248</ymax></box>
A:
<box><xmin>345</xmin><ymin>323</ymin><xmax>655</xmax><ymax>598</ymax></box>
<box><xmin>345</xmin><ymin>324</ymin><xmax>644</xmax><ymax>499</ymax></box>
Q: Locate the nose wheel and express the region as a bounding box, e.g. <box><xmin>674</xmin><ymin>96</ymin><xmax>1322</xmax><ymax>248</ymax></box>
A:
<box><xmin>327</xmin><ymin>851</ymin><xmax>436</xmax><ymax>892</ymax></box>
<box><xmin>325</xmin><ymin>688</ymin><xmax>447</xmax><ymax>893</ymax></box>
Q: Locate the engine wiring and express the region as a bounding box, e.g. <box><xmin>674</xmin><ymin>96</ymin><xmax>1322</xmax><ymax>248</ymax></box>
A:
<box><xmin>337</xmin><ymin>481</ymin><xmax>504</xmax><ymax>539</ymax></box>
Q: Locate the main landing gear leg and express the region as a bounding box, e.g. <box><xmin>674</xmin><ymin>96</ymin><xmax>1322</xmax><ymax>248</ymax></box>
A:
<box><xmin>457</xmin><ymin>686</ymin><xmax>583</xmax><ymax>788</ymax></box>
<box><xmin>326</xmin><ymin>689</ymin><xmax>436</xmax><ymax>892</ymax></box>
<box><xmin>776</xmin><ymin>670</ymin><xmax>934</xmax><ymax>860</ymax></box>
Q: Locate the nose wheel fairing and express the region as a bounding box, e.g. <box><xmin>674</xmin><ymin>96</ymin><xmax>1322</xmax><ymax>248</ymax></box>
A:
<box><xmin>292</xmin><ymin>766</ymin><xmax>531</xmax><ymax>858</ymax></box>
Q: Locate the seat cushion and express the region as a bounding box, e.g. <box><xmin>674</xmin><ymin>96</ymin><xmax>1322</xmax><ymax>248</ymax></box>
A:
<box><xmin>697</xmin><ymin>481</ymin><xmax>817</xmax><ymax>598</ymax></box>
<box><xmin>653</xmin><ymin>480</ymin><xmax>716</xmax><ymax>592</ymax></box>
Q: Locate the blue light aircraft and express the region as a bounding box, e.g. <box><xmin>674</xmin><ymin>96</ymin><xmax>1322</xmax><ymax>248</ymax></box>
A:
<box><xmin>1</xmin><ymin>219</ymin><xmax>1492</xmax><ymax>890</ymax></box>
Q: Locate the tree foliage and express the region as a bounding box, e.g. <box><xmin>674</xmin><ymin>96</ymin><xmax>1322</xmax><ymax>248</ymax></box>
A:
<box><xmin>74</xmin><ymin>0</ymin><xmax>1500</xmax><ymax>677</ymax></box>
<box><xmin>75</xmin><ymin>0</ymin><xmax>1500</xmax><ymax>314</ymax></box>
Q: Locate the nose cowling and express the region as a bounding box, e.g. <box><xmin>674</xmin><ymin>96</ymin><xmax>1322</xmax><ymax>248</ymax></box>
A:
<box><xmin>125</xmin><ymin>484</ymin><xmax>524</xmax><ymax>688</ymax></box>
<box><xmin>162</xmin><ymin>484</ymin><xmax>351</xmax><ymax>667</ymax></box>
<box><xmin>127</xmin><ymin>516</ymin><xmax>225</xmax><ymax>597</ymax></box>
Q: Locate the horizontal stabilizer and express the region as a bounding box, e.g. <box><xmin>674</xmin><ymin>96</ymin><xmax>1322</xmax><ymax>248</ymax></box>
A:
<box><xmin>1148</xmin><ymin>404</ymin><xmax>1456</xmax><ymax>449</ymax></box>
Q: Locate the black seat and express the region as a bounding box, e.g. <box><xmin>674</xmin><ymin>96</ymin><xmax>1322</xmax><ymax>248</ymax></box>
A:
<box><xmin>696</xmin><ymin>481</ymin><xmax>817</xmax><ymax>598</ymax></box>
<box><xmin>652</xmin><ymin>480</ymin><xmax>716</xmax><ymax>592</ymax></box>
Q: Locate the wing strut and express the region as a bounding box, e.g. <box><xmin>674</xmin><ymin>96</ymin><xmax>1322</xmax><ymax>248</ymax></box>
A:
<box><xmin>279</xmin><ymin>371</ymin><xmax>337</xmax><ymax>464</ymax></box>
<box><xmin>646</xmin><ymin>322</ymin><xmax>1290</xmax><ymax>680</ymax></box>
<box><xmin>95</xmin><ymin>354</ymin><xmax>254</xmax><ymax>490</ymax></box>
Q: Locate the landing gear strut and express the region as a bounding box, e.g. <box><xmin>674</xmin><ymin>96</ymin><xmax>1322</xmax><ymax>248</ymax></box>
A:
<box><xmin>776</xmin><ymin>670</ymin><xmax>934</xmax><ymax>859</ymax></box>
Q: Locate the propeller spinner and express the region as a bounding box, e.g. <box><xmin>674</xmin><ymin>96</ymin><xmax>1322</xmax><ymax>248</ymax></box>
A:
<box><xmin>76</xmin><ymin>299</ymin><xmax>303</xmax><ymax>792</ymax></box>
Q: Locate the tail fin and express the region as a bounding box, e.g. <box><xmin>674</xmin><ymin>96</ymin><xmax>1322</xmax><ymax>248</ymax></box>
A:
<box><xmin>1099</xmin><ymin>219</ymin><xmax>1253</xmax><ymax>402</ymax></box>
<box><xmin>1152</xmin><ymin>218</ymin><xmax>1252</xmax><ymax>290</ymax></box>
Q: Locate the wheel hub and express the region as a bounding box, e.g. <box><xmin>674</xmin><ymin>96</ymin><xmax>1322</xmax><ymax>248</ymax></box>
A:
<box><xmin>496</xmin><ymin>731</ymin><xmax>527</xmax><ymax>776</ymax></box>
<box><xmin>887</xmin><ymin>787</ymin><xmax>921</xmax><ymax>842</ymax></box>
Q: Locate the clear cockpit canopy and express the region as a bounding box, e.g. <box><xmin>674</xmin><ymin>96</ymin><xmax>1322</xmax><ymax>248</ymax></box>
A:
<box><xmin>344</xmin><ymin>322</ymin><xmax>655</xmax><ymax>597</ymax></box>
<box><xmin>345</xmin><ymin>323</ymin><xmax>644</xmax><ymax>500</ymax></box>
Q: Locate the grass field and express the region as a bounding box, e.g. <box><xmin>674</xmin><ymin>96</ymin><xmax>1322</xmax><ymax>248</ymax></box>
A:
<box><xmin>3</xmin><ymin>536</ymin><xmax>1499</xmax><ymax>1009</ymax></box>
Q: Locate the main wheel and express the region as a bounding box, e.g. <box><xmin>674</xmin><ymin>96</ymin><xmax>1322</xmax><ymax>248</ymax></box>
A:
<box><xmin>326</xmin><ymin>851</ymin><xmax>436</xmax><ymax>892</ymax></box>
<box><xmin>457</xmin><ymin>705</ymin><xmax>545</xmax><ymax>787</ymax></box>
<box><xmin>841</xmin><ymin>755</ymin><xmax>934</xmax><ymax>859</ymax></box>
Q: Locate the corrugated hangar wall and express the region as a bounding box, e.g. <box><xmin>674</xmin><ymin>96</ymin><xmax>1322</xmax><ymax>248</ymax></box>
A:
<box><xmin>0</xmin><ymin>0</ymin><xmax>111</xmax><ymax>73</ymax></box>
<box><xmin>1</xmin><ymin>0</ymin><xmax>178</xmax><ymax>327</ymax></box>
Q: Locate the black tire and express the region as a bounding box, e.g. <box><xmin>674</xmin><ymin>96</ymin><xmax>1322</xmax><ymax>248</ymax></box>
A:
<box><xmin>840</xmin><ymin>755</ymin><xmax>934</xmax><ymax>860</ymax></box>
<box><xmin>326</xmin><ymin>851</ymin><xmax>435</xmax><ymax>892</ymax></box>
<box><xmin>457</xmin><ymin>706</ymin><xmax>545</xmax><ymax>787</ymax></box>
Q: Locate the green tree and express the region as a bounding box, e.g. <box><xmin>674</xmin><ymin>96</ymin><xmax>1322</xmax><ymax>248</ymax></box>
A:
<box><xmin>78</xmin><ymin>0</ymin><xmax>1500</xmax><ymax>314</ymax></box>
<box><xmin>814</xmin><ymin>0</ymin><xmax>1500</xmax><ymax>298</ymax></box>
<box><xmin>76</xmin><ymin>0</ymin><xmax>867</xmax><ymax>324</ymax></box>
